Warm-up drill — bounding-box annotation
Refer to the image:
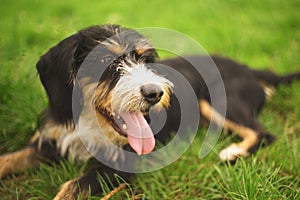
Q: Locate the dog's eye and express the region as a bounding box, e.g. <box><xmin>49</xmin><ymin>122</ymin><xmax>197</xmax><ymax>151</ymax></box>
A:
<box><xmin>100</xmin><ymin>56</ymin><xmax>113</xmax><ymax>64</ymax></box>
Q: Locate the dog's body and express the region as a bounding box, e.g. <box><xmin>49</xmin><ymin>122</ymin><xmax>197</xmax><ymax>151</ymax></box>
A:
<box><xmin>158</xmin><ymin>55</ymin><xmax>300</xmax><ymax>161</ymax></box>
<box><xmin>1</xmin><ymin>25</ymin><xmax>300</xmax><ymax>199</ymax></box>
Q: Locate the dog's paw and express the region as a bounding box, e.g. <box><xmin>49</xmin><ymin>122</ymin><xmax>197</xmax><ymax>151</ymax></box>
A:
<box><xmin>0</xmin><ymin>156</ymin><xmax>8</xmax><ymax>179</ymax></box>
<box><xmin>219</xmin><ymin>144</ymin><xmax>249</xmax><ymax>162</ymax></box>
<box><xmin>0</xmin><ymin>154</ymin><xmax>14</xmax><ymax>179</ymax></box>
<box><xmin>53</xmin><ymin>179</ymin><xmax>83</xmax><ymax>200</ymax></box>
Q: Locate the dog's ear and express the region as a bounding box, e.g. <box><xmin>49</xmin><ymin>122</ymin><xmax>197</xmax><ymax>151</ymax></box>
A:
<box><xmin>37</xmin><ymin>34</ymin><xmax>82</xmax><ymax>125</ymax></box>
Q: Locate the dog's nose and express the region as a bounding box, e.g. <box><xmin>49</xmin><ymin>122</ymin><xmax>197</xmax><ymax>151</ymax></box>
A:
<box><xmin>140</xmin><ymin>83</ymin><xmax>164</xmax><ymax>105</ymax></box>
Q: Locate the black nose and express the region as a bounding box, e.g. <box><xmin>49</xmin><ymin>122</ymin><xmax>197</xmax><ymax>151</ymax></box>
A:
<box><xmin>140</xmin><ymin>83</ymin><xmax>164</xmax><ymax>105</ymax></box>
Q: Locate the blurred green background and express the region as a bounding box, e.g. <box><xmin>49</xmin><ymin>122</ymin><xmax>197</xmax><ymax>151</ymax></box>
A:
<box><xmin>0</xmin><ymin>0</ymin><xmax>300</xmax><ymax>199</ymax></box>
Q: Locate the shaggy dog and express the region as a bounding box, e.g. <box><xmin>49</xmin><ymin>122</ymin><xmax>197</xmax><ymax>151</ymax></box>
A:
<box><xmin>0</xmin><ymin>24</ymin><xmax>299</xmax><ymax>199</ymax></box>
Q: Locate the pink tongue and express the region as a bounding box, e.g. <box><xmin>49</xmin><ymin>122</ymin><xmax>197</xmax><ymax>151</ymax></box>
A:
<box><xmin>119</xmin><ymin>112</ymin><xmax>155</xmax><ymax>155</ymax></box>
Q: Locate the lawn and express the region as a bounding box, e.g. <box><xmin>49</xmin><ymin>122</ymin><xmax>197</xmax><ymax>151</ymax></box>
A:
<box><xmin>0</xmin><ymin>0</ymin><xmax>300</xmax><ymax>199</ymax></box>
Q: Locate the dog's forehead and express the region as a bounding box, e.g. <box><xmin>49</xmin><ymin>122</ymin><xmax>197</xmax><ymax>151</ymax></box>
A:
<box><xmin>100</xmin><ymin>30</ymin><xmax>153</xmax><ymax>56</ymax></box>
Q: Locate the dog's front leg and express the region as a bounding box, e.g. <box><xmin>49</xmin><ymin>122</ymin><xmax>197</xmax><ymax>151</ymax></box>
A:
<box><xmin>0</xmin><ymin>137</ymin><xmax>60</xmax><ymax>179</ymax></box>
<box><xmin>53</xmin><ymin>161</ymin><xmax>133</xmax><ymax>200</ymax></box>
<box><xmin>0</xmin><ymin>146</ymin><xmax>39</xmax><ymax>179</ymax></box>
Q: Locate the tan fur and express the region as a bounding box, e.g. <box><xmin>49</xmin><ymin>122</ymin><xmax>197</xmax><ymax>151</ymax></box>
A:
<box><xmin>108</xmin><ymin>44</ymin><xmax>125</xmax><ymax>55</ymax></box>
<box><xmin>0</xmin><ymin>146</ymin><xmax>38</xmax><ymax>178</ymax></box>
<box><xmin>199</xmin><ymin>99</ymin><xmax>258</xmax><ymax>160</ymax></box>
<box><xmin>152</xmin><ymin>86</ymin><xmax>172</xmax><ymax>112</ymax></box>
<box><xmin>32</xmin><ymin>124</ymin><xmax>71</xmax><ymax>144</ymax></box>
<box><xmin>53</xmin><ymin>179</ymin><xmax>87</xmax><ymax>200</ymax></box>
<box><xmin>96</xmin><ymin>111</ymin><xmax>128</xmax><ymax>146</ymax></box>
<box><xmin>260</xmin><ymin>81</ymin><xmax>276</xmax><ymax>100</ymax></box>
<box><xmin>135</xmin><ymin>48</ymin><xmax>147</xmax><ymax>56</ymax></box>
<box><xmin>94</xmin><ymin>82</ymin><xmax>113</xmax><ymax>111</ymax></box>
<box><xmin>82</xmin><ymin>82</ymin><xmax>128</xmax><ymax>147</ymax></box>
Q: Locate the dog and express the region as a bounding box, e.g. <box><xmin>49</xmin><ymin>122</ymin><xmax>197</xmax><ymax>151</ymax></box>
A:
<box><xmin>0</xmin><ymin>24</ymin><xmax>299</xmax><ymax>199</ymax></box>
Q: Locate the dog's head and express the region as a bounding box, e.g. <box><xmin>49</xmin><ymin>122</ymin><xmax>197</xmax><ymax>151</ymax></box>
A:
<box><xmin>37</xmin><ymin>25</ymin><xmax>173</xmax><ymax>155</ymax></box>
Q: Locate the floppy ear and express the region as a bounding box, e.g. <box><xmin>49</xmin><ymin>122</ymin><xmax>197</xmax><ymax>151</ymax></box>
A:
<box><xmin>36</xmin><ymin>34</ymin><xmax>82</xmax><ymax>125</ymax></box>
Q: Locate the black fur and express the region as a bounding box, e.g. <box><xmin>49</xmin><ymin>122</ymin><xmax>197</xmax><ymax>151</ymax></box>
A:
<box><xmin>158</xmin><ymin>55</ymin><xmax>290</xmax><ymax>147</ymax></box>
<box><xmin>30</xmin><ymin>28</ymin><xmax>300</xmax><ymax>197</ymax></box>
<box><xmin>2</xmin><ymin>25</ymin><xmax>300</xmax><ymax>199</ymax></box>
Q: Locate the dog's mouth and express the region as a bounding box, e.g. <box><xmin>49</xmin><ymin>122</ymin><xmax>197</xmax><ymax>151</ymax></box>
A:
<box><xmin>118</xmin><ymin>111</ymin><xmax>155</xmax><ymax>155</ymax></box>
<box><xmin>99</xmin><ymin>109</ymin><xmax>155</xmax><ymax>155</ymax></box>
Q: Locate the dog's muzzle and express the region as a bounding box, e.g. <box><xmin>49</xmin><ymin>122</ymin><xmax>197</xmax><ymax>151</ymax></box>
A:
<box><xmin>110</xmin><ymin>63</ymin><xmax>173</xmax><ymax>156</ymax></box>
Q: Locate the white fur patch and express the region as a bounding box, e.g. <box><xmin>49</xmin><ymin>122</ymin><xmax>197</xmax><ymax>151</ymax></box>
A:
<box><xmin>219</xmin><ymin>144</ymin><xmax>249</xmax><ymax>161</ymax></box>
<box><xmin>112</xmin><ymin>63</ymin><xmax>173</xmax><ymax>112</ymax></box>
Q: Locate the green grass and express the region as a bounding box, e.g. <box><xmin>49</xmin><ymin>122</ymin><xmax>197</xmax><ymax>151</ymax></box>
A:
<box><xmin>1</xmin><ymin>0</ymin><xmax>300</xmax><ymax>199</ymax></box>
